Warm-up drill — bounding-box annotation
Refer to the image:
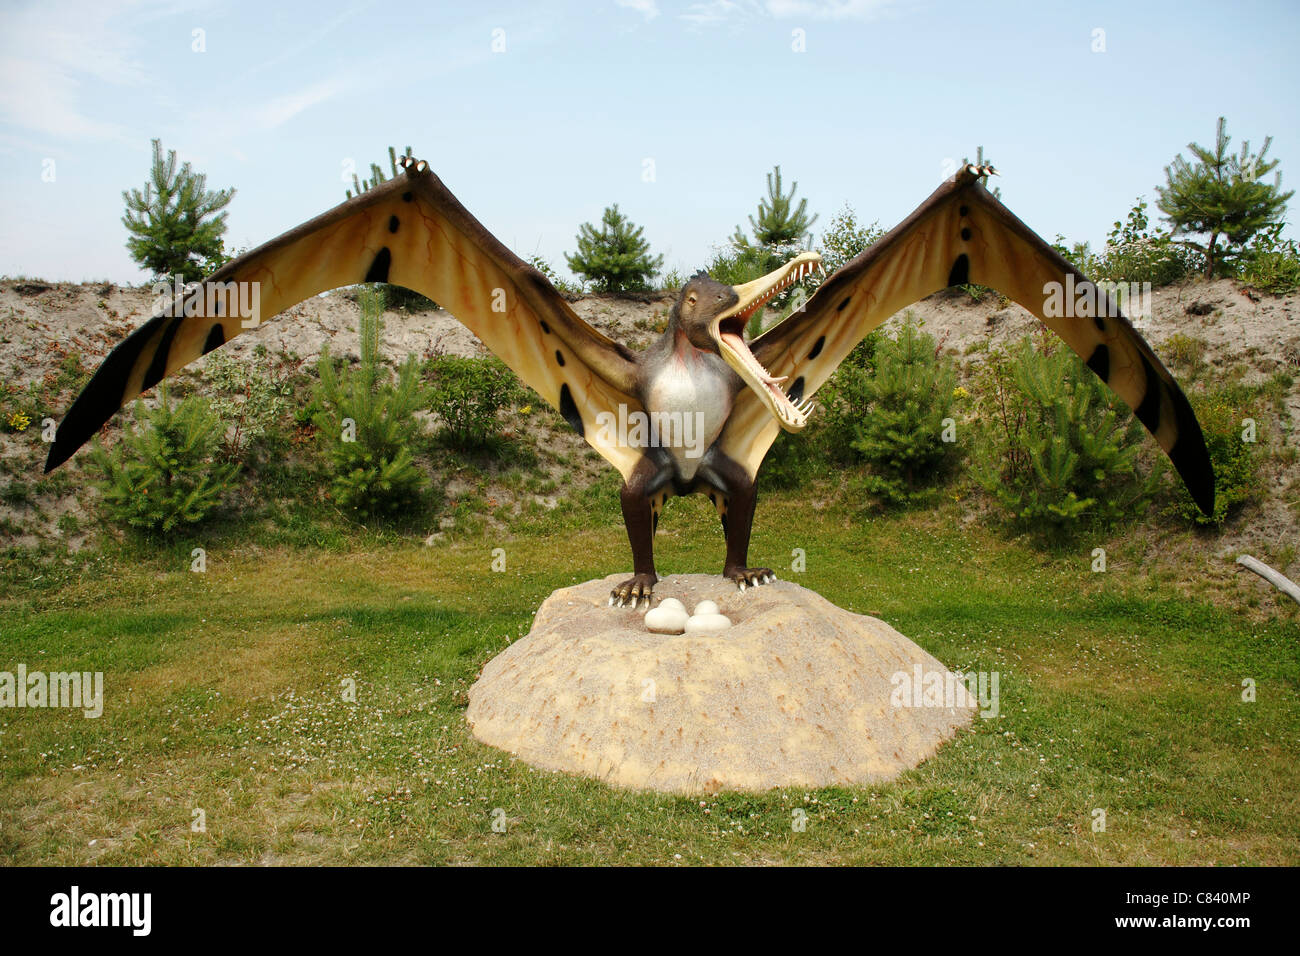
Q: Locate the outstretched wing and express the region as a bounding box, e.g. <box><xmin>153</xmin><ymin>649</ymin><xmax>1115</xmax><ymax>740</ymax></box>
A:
<box><xmin>718</xmin><ymin>164</ymin><xmax>1216</xmax><ymax>515</ymax></box>
<box><xmin>45</xmin><ymin>161</ymin><xmax>647</xmax><ymax>479</ymax></box>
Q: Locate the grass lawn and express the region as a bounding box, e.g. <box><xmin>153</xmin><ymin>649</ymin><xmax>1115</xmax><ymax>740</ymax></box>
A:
<box><xmin>1</xmin><ymin>488</ymin><xmax>1297</xmax><ymax>866</ymax></box>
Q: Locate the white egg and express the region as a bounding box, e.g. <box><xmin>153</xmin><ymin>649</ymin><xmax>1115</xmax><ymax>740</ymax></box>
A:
<box><xmin>684</xmin><ymin>612</ymin><xmax>732</xmax><ymax>633</ymax></box>
<box><xmin>644</xmin><ymin>605</ymin><xmax>688</xmax><ymax>634</ymax></box>
<box><xmin>693</xmin><ymin>600</ymin><xmax>719</xmax><ymax>616</ymax></box>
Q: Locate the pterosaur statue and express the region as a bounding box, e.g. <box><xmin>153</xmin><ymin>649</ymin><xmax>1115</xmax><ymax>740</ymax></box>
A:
<box><xmin>46</xmin><ymin>159</ymin><xmax>1215</xmax><ymax>606</ymax></box>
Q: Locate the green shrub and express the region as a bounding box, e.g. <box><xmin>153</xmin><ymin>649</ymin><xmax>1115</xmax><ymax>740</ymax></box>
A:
<box><xmin>759</xmin><ymin>427</ymin><xmax>828</xmax><ymax>490</ymax></box>
<box><xmin>89</xmin><ymin>389</ymin><xmax>239</xmax><ymax>534</ymax></box>
<box><xmin>1161</xmin><ymin>333</ymin><xmax>1210</xmax><ymax>382</ymax></box>
<box><xmin>200</xmin><ymin>346</ymin><xmax>293</xmax><ymax>462</ymax></box>
<box><xmin>820</xmin><ymin>315</ymin><xmax>957</xmax><ymax>505</ymax></box>
<box><xmin>526</xmin><ymin>255</ymin><xmax>582</xmax><ymax>297</ymax></box>
<box><xmin>1050</xmin><ymin>235</ymin><xmax>1100</xmax><ymax>275</ymax></box>
<box><xmin>565</xmin><ymin>204</ymin><xmax>663</xmax><ymax>293</ymax></box>
<box><xmin>814</xmin><ymin>205</ymin><xmax>883</xmax><ymax>281</ymax></box>
<box><xmin>313</xmin><ymin>287</ymin><xmax>428</xmax><ymax>521</ymax></box>
<box><xmin>385</xmin><ymin>285</ymin><xmax>438</xmax><ymax>313</ymax></box>
<box><xmin>1052</xmin><ymin>199</ymin><xmax>1201</xmax><ymax>289</ymax></box>
<box><xmin>705</xmin><ymin>244</ymin><xmax>773</xmax><ymax>287</ymax></box>
<box><xmin>122</xmin><ymin>139</ymin><xmax>234</xmax><ymax>283</ymax></box>
<box><xmin>1170</xmin><ymin>388</ymin><xmax>1264</xmax><ymax>526</ymax></box>
<box><xmin>1240</xmin><ymin>225</ymin><xmax>1300</xmax><ymax>294</ymax></box>
<box><xmin>732</xmin><ymin>165</ymin><xmax>818</xmax><ymax>250</ymax></box>
<box><xmin>974</xmin><ymin>337</ymin><xmax>1157</xmax><ymax>533</ymax></box>
<box><xmin>1094</xmin><ymin>198</ymin><xmax>1200</xmax><ymax>287</ymax></box>
<box><xmin>817</xmin><ymin>331</ymin><xmax>880</xmax><ymax>453</ymax></box>
<box><xmin>797</xmin><ymin>204</ymin><xmax>883</xmax><ymax>306</ymax></box>
<box><xmin>1156</xmin><ymin>116</ymin><xmax>1294</xmax><ymax>280</ymax></box>
<box><xmin>658</xmin><ymin>268</ymin><xmax>685</xmax><ymax>293</ymax></box>
<box><xmin>346</xmin><ymin>282</ymin><xmax>436</xmax><ymax>314</ymax></box>
<box><xmin>424</xmin><ymin>355</ymin><xmax>524</xmax><ymax>449</ymax></box>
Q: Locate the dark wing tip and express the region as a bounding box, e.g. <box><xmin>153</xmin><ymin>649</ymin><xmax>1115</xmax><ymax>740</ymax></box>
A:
<box><xmin>41</xmin><ymin>316</ymin><xmax>157</xmax><ymax>472</ymax></box>
<box><xmin>1178</xmin><ymin>449</ymin><xmax>1217</xmax><ymax>518</ymax></box>
<box><xmin>44</xmin><ymin>441</ymin><xmax>67</xmax><ymax>473</ymax></box>
<box><xmin>1166</xmin><ymin>386</ymin><xmax>1217</xmax><ymax>517</ymax></box>
<box><xmin>42</xmin><ymin>388</ymin><xmax>112</xmax><ymax>473</ymax></box>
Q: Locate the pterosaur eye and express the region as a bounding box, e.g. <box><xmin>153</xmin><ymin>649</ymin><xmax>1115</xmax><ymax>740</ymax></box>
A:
<box><xmin>687</xmin><ymin>294</ymin><xmax>697</xmax><ymax>305</ymax></box>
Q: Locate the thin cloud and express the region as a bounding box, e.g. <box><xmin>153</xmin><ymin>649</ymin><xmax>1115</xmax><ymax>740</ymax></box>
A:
<box><xmin>0</xmin><ymin>0</ymin><xmax>155</xmax><ymax>141</ymax></box>
<box><xmin>244</xmin><ymin>0</ymin><xmax>377</xmax><ymax>79</ymax></box>
<box><xmin>250</xmin><ymin>77</ymin><xmax>351</xmax><ymax>130</ymax></box>
<box><xmin>615</xmin><ymin>0</ymin><xmax>661</xmax><ymax>20</ymax></box>
<box><xmin>766</xmin><ymin>0</ymin><xmax>895</xmax><ymax>19</ymax></box>
<box><xmin>680</xmin><ymin>0</ymin><xmax>894</xmax><ymax>25</ymax></box>
<box><xmin>680</xmin><ymin>0</ymin><xmax>752</xmax><ymax>25</ymax></box>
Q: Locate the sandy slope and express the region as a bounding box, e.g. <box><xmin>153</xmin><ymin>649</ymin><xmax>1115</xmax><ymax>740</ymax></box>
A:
<box><xmin>2</xmin><ymin>277</ymin><xmax>1296</xmax><ymax>385</ymax></box>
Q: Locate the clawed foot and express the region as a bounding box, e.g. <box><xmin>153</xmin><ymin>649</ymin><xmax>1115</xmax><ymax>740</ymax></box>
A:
<box><xmin>609</xmin><ymin>573</ymin><xmax>657</xmax><ymax>608</ymax></box>
<box><xmin>724</xmin><ymin>567</ymin><xmax>775</xmax><ymax>592</ymax></box>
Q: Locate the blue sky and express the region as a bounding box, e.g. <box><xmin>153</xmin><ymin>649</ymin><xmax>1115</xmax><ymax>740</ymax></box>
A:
<box><xmin>2</xmin><ymin>0</ymin><xmax>1298</xmax><ymax>284</ymax></box>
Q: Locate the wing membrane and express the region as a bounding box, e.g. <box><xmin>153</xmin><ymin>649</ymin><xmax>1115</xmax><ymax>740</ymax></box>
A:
<box><xmin>47</xmin><ymin>166</ymin><xmax>646</xmax><ymax>480</ymax></box>
<box><xmin>719</xmin><ymin>166</ymin><xmax>1215</xmax><ymax>515</ymax></box>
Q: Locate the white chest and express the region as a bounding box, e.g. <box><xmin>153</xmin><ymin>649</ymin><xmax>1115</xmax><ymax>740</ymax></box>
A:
<box><xmin>644</xmin><ymin>355</ymin><xmax>732</xmax><ymax>479</ymax></box>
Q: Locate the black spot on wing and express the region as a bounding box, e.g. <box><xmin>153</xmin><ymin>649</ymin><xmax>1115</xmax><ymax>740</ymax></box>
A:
<box><xmin>1085</xmin><ymin>344</ymin><xmax>1109</xmax><ymax>382</ymax></box>
<box><xmin>202</xmin><ymin>324</ymin><xmax>226</xmax><ymax>355</ymax></box>
<box><xmin>540</xmin><ymin>320</ymin><xmax>551</xmax><ymax>335</ymax></box>
<box><xmin>807</xmin><ymin>335</ymin><xmax>825</xmax><ymax>360</ymax></box>
<box><xmin>402</xmin><ymin>191</ymin><xmax>413</xmax><ymax>202</ymax></box>
<box><xmin>720</xmin><ymin>512</ymin><xmax>728</xmax><ymax>537</ymax></box>
<box><xmin>555</xmin><ymin>350</ymin><xmax>565</xmax><ymax>367</ymax></box>
<box><xmin>142</xmin><ymin>316</ymin><xmax>182</xmax><ymax>391</ymax></box>
<box><xmin>788</xmin><ymin>376</ymin><xmax>805</xmax><ymax>404</ymax></box>
<box><xmin>388</xmin><ymin>215</ymin><xmax>400</xmax><ymax>234</ymax></box>
<box><xmin>837</xmin><ymin>296</ymin><xmax>851</xmax><ymax>312</ymax></box>
<box><xmin>1134</xmin><ymin>354</ymin><xmax>1163</xmax><ymax>434</ymax></box>
<box><xmin>558</xmin><ymin>383</ymin><xmax>584</xmax><ymax>437</ymax></box>
<box><xmin>947</xmin><ymin>254</ymin><xmax>970</xmax><ymax>287</ymax></box>
<box><xmin>961</xmin><ymin>228</ymin><xmax>972</xmax><ymax>241</ymax></box>
<box><xmin>365</xmin><ymin>247</ymin><xmax>392</xmax><ymax>283</ymax></box>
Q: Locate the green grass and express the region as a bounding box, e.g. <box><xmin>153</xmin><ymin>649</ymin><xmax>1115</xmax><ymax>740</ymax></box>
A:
<box><xmin>0</xmin><ymin>490</ymin><xmax>1296</xmax><ymax>866</ymax></box>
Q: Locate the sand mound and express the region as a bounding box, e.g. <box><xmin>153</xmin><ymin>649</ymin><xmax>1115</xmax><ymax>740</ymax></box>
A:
<box><xmin>467</xmin><ymin>574</ymin><xmax>976</xmax><ymax>793</ymax></box>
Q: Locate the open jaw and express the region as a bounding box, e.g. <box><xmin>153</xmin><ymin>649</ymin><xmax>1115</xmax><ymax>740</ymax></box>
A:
<box><xmin>714</xmin><ymin>250</ymin><xmax>822</xmax><ymax>432</ymax></box>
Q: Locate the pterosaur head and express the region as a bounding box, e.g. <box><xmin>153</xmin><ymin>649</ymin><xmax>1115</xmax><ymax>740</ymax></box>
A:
<box><xmin>677</xmin><ymin>250</ymin><xmax>821</xmax><ymax>432</ymax></box>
